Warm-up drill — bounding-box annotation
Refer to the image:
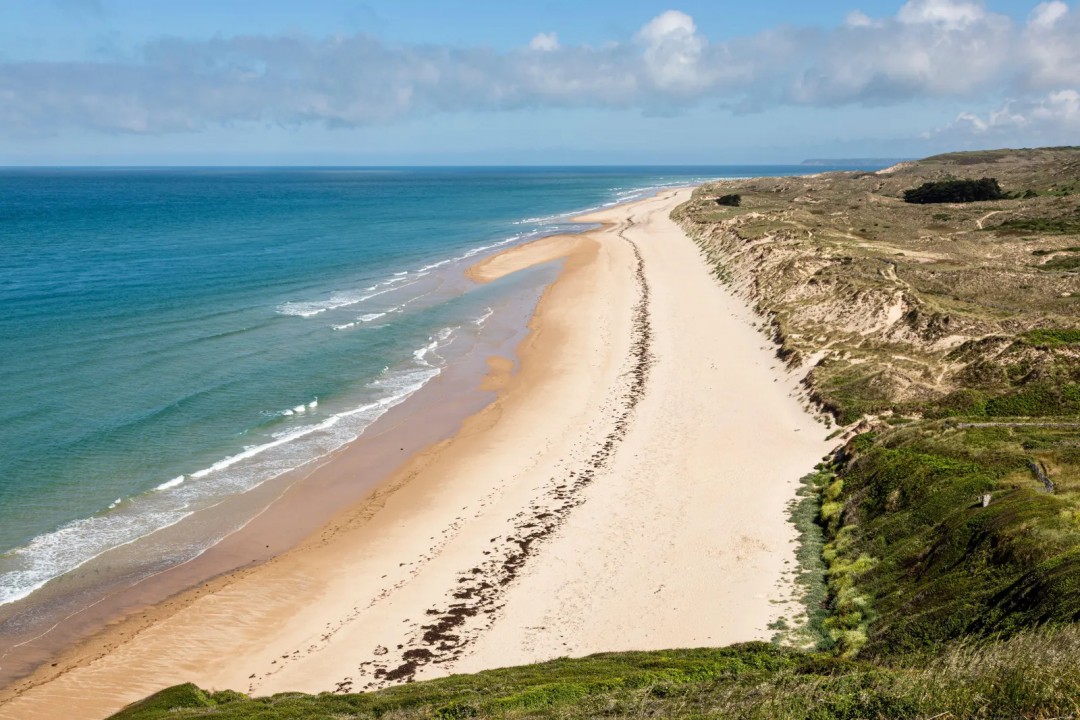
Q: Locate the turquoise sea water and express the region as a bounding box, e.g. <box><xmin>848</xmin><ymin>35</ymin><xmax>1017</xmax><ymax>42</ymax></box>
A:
<box><xmin>0</xmin><ymin>165</ymin><xmax>857</xmax><ymax>607</ymax></box>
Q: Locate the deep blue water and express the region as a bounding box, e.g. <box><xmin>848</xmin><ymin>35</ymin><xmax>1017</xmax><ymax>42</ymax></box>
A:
<box><xmin>0</xmin><ymin>165</ymin><xmax>861</xmax><ymax>605</ymax></box>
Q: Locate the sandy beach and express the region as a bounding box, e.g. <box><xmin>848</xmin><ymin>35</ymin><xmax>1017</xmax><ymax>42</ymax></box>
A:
<box><xmin>0</xmin><ymin>188</ymin><xmax>832</xmax><ymax>720</ymax></box>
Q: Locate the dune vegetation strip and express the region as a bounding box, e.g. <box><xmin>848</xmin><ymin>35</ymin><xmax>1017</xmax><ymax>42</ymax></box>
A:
<box><xmin>112</xmin><ymin>629</ymin><xmax>1080</xmax><ymax>720</ymax></box>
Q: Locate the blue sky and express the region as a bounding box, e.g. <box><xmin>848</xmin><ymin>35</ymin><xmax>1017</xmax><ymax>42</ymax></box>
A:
<box><xmin>1</xmin><ymin>0</ymin><xmax>1077</xmax><ymax>164</ymax></box>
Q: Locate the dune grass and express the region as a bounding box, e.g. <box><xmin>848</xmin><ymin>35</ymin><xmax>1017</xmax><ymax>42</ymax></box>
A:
<box><xmin>111</xmin><ymin>629</ymin><xmax>1080</xmax><ymax>719</ymax></box>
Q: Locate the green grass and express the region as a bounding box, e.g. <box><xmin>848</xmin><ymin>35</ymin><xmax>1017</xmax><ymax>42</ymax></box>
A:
<box><xmin>107</xmin><ymin>421</ymin><xmax>1080</xmax><ymax>720</ymax></box>
<box><xmin>1039</xmin><ymin>254</ymin><xmax>1080</xmax><ymax>271</ymax></box>
<box><xmin>811</xmin><ymin>365</ymin><xmax>900</xmax><ymax>426</ymax></box>
<box><xmin>1031</xmin><ymin>246</ymin><xmax>1080</xmax><ymax>256</ymax></box>
<box><xmin>779</xmin><ymin>470</ymin><xmax>834</xmax><ymax>649</ymax></box>
<box><xmin>993</xmin><ymin>217</ymin><xmax>1080</xmax><ymax>235</ymax></box>
<box><xmin>110</xmin><ymin>630</ymin><xmax>1080</xmax><ymax>720</ymax></box>
<box><xmin>984</xmin><ymin>382</ymin><xmax>1080</xmax><ymax>417</ymax></box>
<box><xmin>822</xmin><ymin>424</ymin><xmax>1080</xmax><ymax>659</ymax></box>
<box><xmin>1022</xmin><ymin>328</ymin><xmax>1080</xmax><ymax>346</ymax></box>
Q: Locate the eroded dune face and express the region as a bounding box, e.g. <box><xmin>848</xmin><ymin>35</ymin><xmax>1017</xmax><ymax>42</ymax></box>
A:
<box><xmin>675</xmin><ymin>148</ymin><xmax>1080</xmax><ymax>425</ymax></box>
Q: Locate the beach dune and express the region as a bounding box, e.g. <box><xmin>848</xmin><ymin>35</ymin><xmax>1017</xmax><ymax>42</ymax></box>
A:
<box><xmin>0</xmin><ymin>188</ymin><xmax>831</xmax><ymax>720</ymax></box>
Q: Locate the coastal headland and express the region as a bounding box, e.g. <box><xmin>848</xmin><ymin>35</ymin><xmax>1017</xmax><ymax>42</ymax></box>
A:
<box><xmin>0</xmin><ymin>188</ymin><xmax>831</xmax><ymax>720</ymax></box>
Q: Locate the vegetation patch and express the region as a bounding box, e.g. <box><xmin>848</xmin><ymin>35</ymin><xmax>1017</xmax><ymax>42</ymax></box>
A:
<box><xmin>984</xmin><ymin>382</ymin><xmax>1080</xmax><ymax>417</ymax></box>
<box><xmin>996</xmin><ymin>217</ymin><xmax>1080</xmax><ymax>235</ymax></box>
<box><xmin>1031</xmin><ymin>246</ymin><xmax>1080</xmax><ymax>256</ymax></box>
<box><xmin>903</xmin><ymin>178</ymin><xmax>1006</xmax><ymax>204</ymax></box>
<box><xmin>1022</xmin><ymin>328</ymin><xmax>1080</xmax><ymax>347</ymax></box>
<box><xmin>110</xmin><ymin>631</ymin><xmax>1080</xmax><ymax>720</ymax></box>
<box><xmin>1039</xmin><ymin>254</ymin><xmax>1080</xmax><ymax>271</ymax></box>
<box><xmin>778</xmin><ymin>469</ymin><xmax>834</xmax><ymax>649</ymax></box>
<box><xmin>822</xmin><ymin>424</ymin><xmax>1080</xmax><ymax>659</ymax></box>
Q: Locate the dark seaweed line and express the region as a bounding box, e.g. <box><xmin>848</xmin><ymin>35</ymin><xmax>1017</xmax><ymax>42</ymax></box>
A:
<box><xmin>348</xmin><ymin>224</ymin><xmax>655</xmax><ymax>690</ymax></box>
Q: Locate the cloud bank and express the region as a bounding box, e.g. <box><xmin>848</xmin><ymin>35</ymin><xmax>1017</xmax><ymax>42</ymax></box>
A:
<box><xmin>2</xmin><ymin>0</ymin><xmax>1078</xmax><ymax>136</ymax></box>
<box><xmin>937</xmin><ymin>89</ymin><xmax>1080</xmax><ymax>139</ymax></box>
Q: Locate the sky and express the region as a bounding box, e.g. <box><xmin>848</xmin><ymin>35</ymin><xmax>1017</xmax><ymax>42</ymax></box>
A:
<box><xmin>0</xmin><ymin>0</ymin><xmax>1077</xmax><ymax>165</ymax></box>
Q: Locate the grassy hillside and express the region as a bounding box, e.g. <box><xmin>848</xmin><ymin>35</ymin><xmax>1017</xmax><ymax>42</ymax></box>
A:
<box><xmin>676</xmin><ymin>147</ymin><xmax>1080</xmax><ymax>425</ymax></box>
<box><xmin>822</xmin><ymin>423</ymin><xmax>1080</xmax><ymax>658</ymax></box>
<box><xmin>110</xmin><ymin>148</ymin><xmax>1080</xmax><ymax>718</ymax></box>
<box><xmin>111</xmin><ymin>635</ymin><xmax>1080</xmax><ymax>719</ymax></box>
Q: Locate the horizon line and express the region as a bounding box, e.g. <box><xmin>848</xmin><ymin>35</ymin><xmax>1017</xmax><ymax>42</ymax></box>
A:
<box><xmin>0</xmin><ymin>160</ymin><xmax>901</xmax><ymax>170</ymax></box>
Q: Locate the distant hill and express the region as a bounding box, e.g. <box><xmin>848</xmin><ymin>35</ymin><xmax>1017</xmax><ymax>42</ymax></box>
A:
<box><xmin>800</xmin><ymin>158</ymin><xmax>910</xmax><ymax>167</ymax></box>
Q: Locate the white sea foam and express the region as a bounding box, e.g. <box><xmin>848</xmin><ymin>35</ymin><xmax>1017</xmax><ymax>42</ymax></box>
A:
<box><xmin>332</xmin><ymin>310</ymin><xmax>392</xmax><ymax>331</ymax></box>
<box><xmin>277</xmin><ymin>280</ymin><xmax>418</xmax><ymax>318</ymax></box>
<box><xmin>417</xmin><ymin>258</ymin><xmax>453</xmax><ymax>273</ymax></box>
<box><xmin>0</xmin><ymin>349</ymin><xmax>445</xmax><ymax>608</ymax></box>
<box><xmin>413</xmin><ymin>337</ymin><xmax>441</xmax><ymax>365</ymax></box>
<box><xmin>460</xmin><ymin>234</ymin><xmax>522</xmax><ymax>259</ymax></box>
<box><xmin>509</xmin><ymin>183</ymin><xmax>700</xmax><ymax>229</ymax></box>
<box><xmin>155</xmin><ymin>475</ymin><xmax>185</xmax><ymax>491</ymax></box>
<box><xmin>474</xmin><ymin>307</ymin><xmax>494</xmax><ymax>326</ymax></box>
<box><xmin>0</xmin><ymin>505</ymin><xmax>195</xmax><ymax>606</ymax></box>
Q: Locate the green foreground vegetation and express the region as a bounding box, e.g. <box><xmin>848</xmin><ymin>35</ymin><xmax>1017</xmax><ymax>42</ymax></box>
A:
<box><xmin>112</xmin><ymin>632</ymin><xmax>1080</xmax><ymax>720</ymax></box>
<box><xmin>113</xmin><ymin>149</ymin><xmax>1080</xmax><ymax>718</ymax></box>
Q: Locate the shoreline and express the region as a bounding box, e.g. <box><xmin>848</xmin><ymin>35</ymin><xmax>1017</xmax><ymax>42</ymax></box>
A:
<box><xmin>1</xmin><ymin>187</ymin><xmax>833</xmax><ymax>719</ymax></box>
<box><xmin>0</xmin><ymin>224</ymin><xmax>560</xmax><ymax>691</ymax></box>
<box><xmin>0</xmin><ymin>191</ymin><xmax>631</xmax><ymax>704</ymax></box>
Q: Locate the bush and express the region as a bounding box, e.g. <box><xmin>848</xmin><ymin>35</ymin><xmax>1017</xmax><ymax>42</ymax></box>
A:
<box><xmin>1023</xmin><ymin>328</ymin><xmax>1080</xmax><ymax>347</ymax></box>
<box><xmin>985</xmin><ymin>382</ymin><xmax>1080</xmax><ymax>416</ymax></box>
<box><xmin>716</xmin><ymin>194</ymin><xmax>741</xmax><ymax>207</ymax></box>
<box><xmin>903</xmin><ymin>178</ymin><xmax>1006</xmax><ymax>204</ymax></box>
<box><xmin>996</xmin><ymin>217</ymin><xmax>1080</xmax><ymax>235</ymax></box>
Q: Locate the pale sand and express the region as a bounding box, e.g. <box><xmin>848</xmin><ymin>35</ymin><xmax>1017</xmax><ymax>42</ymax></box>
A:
<box><xmin>0</xmin><ymin>189</ymin><xmax>831</xmax><ymax>720</ymax></box>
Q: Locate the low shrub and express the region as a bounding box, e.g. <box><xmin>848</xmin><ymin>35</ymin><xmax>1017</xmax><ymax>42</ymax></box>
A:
<box><xmin>903</xmin><ymin>178</ymin><xmax>1006</xmax><ymax>204</ymax></box>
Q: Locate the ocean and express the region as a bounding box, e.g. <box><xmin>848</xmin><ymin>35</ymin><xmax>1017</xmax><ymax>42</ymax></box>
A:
<box><xmin>0</xmin><ymin>165</ymin><xmax>856</xmax><ymax>613</ymax></box>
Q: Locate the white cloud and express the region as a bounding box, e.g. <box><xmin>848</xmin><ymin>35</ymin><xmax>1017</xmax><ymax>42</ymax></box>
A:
<box><xmin>635</xmin><ymin>10</ymin><xmax>709</xmax><ymax>93</ymax></box>
<box><xmin>528</xmin><ymin>32</ymin><xmax>559</xmax><ymax>52</ymax></box>
<box><xmin>897</xmin><ymin>0</ymin><xmax>987</xmax><ymax>29</ymax></box>
<box><xmin>792</xmin><ymin>0</ymin><xmax>1013</xmax><ymax>105</ymax></box>
<box><xmin>844</xmin><ymin>10</ymin><xmax>877</xmax><ymax>27</ymax></box>
<box><xmin>938</xmin><ymin>89</ymin><xmax>1080</xmax><ymax>140</ymax></box>
<box><xmin>1022</xmin><ymin>1</ymin><xmax>1080</xmax><ymax>88</ymax></box>
<box><xmin>1029</xmin><ymin>1</ymin><xmax>1068</xmax><ymax>28</ymax></box>
<box><xmin>1</xmin><ymin>4</ymin><xmax>1077</xmax><ymax>136</ymax></box>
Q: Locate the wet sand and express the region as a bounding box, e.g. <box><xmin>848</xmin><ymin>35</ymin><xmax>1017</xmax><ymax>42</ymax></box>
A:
<box><xmin>0</xmin><ymin>188</ymin><xmax>832</xmax><ymax>719</ymax></box>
